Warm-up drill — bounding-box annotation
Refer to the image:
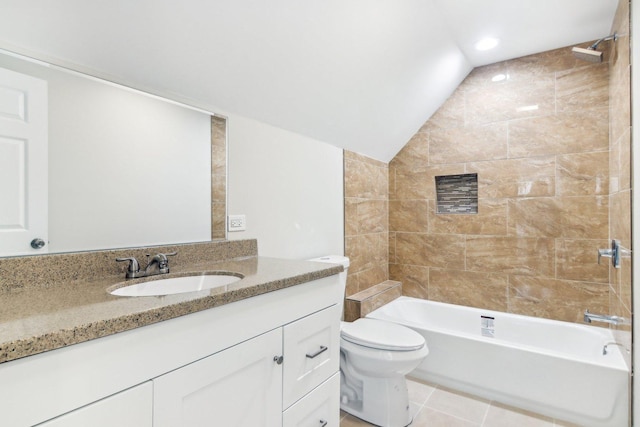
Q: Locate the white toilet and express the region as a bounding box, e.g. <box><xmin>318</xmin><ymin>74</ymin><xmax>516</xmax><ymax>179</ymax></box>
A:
<box><xmin>309</xmin><ymin>256</ymin><xmax>428</xmax><ymax>427</ymax></box>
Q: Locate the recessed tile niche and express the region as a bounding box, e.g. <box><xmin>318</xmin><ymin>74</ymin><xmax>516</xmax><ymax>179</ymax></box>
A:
<box><xmin>435</xmin><ymin>173</ymin><xmax>478</xmax><ymax>214</ymax></box>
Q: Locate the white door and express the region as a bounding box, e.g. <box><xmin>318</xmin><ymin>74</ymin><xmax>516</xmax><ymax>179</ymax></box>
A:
<box><xmin>154</xmin><ymin>328</ymin><xmax>283</xmax><ymax>427</ymax></box>
<box><xmin>0</xmin><ymin>66</ymin><xmax>48</xmax><ymax>256</ymax></box>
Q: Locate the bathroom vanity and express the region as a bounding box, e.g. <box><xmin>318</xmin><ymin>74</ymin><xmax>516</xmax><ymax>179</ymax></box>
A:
<box><xmin>0</xmin><ymin>252</ymin><xmax>342</xmax><ymax>427</ymax></box>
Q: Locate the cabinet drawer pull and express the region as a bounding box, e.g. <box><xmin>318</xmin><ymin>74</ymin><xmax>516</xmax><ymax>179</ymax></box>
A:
<box><xmin>319</xmin><ymin>420</ymin><xmax>327</xmax><ymax>427</ymax></box>
<box><xmin>306</xmin><ymin>345</ymin><xmax>328</xmax><ymax>359</ymax></box>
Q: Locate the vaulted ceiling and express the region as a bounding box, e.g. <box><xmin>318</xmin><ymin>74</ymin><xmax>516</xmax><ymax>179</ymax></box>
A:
<box><xmin>0</xmin><ymin>0</ymin><xmax>618</xmax><ymax>161</ymax></box>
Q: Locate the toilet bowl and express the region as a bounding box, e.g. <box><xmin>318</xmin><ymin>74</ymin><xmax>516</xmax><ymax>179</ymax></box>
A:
<box><xmin>340</xmin><ymin>318</ymin><xmax>428</xmax><ymax>427</ymax></box>
<box><xmin>308</xmin><ymin>256</ymin><xmax>429</xmax><ymax>427</ymax></box>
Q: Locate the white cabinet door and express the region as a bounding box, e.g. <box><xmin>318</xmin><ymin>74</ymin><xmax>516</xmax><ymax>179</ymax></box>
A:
<box><xmin>36</xmin><ymin>382</ymin><xmax>152</xmax><ymax>427</ymax></box>
<box><xmin>283</xmin><ymin>305</ymin><xmax>340</xmax><ymax>409</ymax></box>
<box><xmin>0</xmin><ymin>66</ymin><xmax>48</xmax><ymax>256</ymax></box>
<box><xmin>154</xmin><ymin>328</ymin><xmax>283</xmax><ymax>427</ymax></box>
<box><xmin>283</xmin><ymin>373</ymin><xmax>340</xmax><ymax>427</ymax></box>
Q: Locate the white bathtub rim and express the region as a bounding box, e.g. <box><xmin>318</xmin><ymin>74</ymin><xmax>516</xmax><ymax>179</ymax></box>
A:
<box><xmin>367</xmin><ymin>297</ymin><xmax>629</xmax><ymax>371</ymax></box>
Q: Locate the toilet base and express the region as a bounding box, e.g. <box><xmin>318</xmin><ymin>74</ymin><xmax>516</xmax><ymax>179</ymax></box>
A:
<box><xmin>340</xmin><ymin>374</ymin><xmax>412</xmax><ymax>427</ymax></box>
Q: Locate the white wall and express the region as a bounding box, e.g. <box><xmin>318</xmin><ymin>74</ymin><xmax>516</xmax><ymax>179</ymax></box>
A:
<box><xmin>227</xmin><ymin>115</ymin><xmax>344</xmax><ymax>260</ymax></box>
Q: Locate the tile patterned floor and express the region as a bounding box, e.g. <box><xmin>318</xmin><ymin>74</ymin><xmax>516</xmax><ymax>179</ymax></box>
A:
<box><xmin>339</xmin><ymin>377</ymin><xmax>582</xmax><ymax>427</ymax></box>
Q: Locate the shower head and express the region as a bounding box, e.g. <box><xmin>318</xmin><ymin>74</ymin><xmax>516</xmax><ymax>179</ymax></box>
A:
<box><xmin>571</xmin><ymin>34</ymin><xmax>617</xmax><ymax>63</ymax></box>
<box><xmin>571</xmin><ymin>46</ymin><xmax>603</xmax><ymax>63</ymax></box>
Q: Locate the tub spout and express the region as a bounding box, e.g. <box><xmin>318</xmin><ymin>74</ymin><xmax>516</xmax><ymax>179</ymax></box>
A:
<box><xmin>603</xmin><ymin>342</ymin><xmax>629</xmax><ymax>355</ymax></box>
<box><xmin>583</xmin><ymin>309</ymin><xmax>627</xmax><ymax>326</ymax></box>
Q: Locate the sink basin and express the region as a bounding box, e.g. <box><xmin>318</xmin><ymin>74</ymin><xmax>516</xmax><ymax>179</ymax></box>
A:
<box><xmin>110</xmin><ymin>273</ymin><xmax>243</xmax><ymax>297</ymax></box>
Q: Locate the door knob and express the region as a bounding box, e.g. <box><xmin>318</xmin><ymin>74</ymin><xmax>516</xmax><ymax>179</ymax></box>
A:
<box><xmin>30</xmin><ymin>238</ymin><xmax>46</xmax><ymax>249</ymax></box>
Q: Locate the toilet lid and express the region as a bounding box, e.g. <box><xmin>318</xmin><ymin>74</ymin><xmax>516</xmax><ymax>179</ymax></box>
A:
<box><xmin>341</xmin><ymin>318</ymin><xmax>425</xmax><ymax>351</ymax></box>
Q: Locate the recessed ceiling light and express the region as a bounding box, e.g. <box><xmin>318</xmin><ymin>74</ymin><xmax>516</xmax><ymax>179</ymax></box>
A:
<box><xmin>475</xmin><ymin>37</ymin><xmax>499</xmax><ymax>51</ymax></box>
<box><xmin>491</xmin><ymin>74</ymin><xmax>506</xmax><ymax>82</ymax></box>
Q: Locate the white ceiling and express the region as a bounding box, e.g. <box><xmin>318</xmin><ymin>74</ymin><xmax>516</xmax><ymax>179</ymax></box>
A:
<box><xmin>0</xmin><ymin>0</ymin><xmax>619</xmax><ymax>162</ymax></box>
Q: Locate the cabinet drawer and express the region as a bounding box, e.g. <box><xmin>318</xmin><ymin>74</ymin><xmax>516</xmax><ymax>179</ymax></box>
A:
<box><xmin>283</xmin><ymin>304</ymin><xmax>340</xmax><ymax>409</ymax></box>
<box><xmin>37</xmin><ymin>382</ymin><xmax>152</xmax><ymax>427</ymax></box>
<box><xmin>283</xmin><ymin>373</ymin><xmax>339</xmax><ymax>427</ymax></box>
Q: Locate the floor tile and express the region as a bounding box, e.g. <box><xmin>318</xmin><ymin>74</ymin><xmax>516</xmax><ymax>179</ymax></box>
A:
<box><xmin>407</xmin><ymin>377</ymin><xmax>436</xmax><ymax>405</ymax></box>
<box><xmin>412</xmin><ymin>408</ymin><xmax>481</xmax><ymax>427</ymax></box>
<box><xmin>483</xmin><ymin>402</ymin><xmax>554</xmax><ymax>427</ymax></box>
<box><xmin>340</xmin><ymin>413</ymin><xmax>371</xmax><ymax>426</ymax></box>
<box><xmin>424</xmin><ymin>387</ymin><xmax>490</xmax><ymax>424</ymax></box>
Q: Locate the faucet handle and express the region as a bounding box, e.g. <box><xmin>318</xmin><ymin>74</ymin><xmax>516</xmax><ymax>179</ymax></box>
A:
<box><xmin>116</xmin><ymin>257</ymin><xmax>140</xmax><ymax>274</ymax></box>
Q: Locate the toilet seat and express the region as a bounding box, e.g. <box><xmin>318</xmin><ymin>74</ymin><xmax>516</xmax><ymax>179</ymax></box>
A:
<box><xmin>341</xmin><ymin>318</ymin><xmax>425</xmax><ymax>351</ymax></box>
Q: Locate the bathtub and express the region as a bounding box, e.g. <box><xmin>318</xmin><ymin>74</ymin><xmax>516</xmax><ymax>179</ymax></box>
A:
<box><xmin>367</xmin><ymin>297</ymin><xmax>629</xmax><ymax>427</ymax></box>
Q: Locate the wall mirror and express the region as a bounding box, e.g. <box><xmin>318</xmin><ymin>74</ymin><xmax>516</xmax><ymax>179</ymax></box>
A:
<box><xmin>0</xmin><ymin>50</ymin><xmax>227</xmax><ymax>257</ymax></box>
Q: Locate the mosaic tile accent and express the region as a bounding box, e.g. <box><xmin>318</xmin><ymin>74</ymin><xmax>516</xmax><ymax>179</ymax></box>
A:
<box><xmin>435</xmin><ymin>173</ymin><xmax>478</xmax><ymax>214</ymax></box>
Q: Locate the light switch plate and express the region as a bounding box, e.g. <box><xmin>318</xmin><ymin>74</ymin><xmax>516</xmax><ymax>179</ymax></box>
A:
<box><xmin>228</xmin><ymin>215</ymin><xmax>246</xmax><ymax>232</ymax></box>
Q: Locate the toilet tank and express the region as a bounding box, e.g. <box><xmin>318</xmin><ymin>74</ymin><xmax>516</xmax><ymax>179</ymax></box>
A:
<box><xmin>308</xmin><ymin>255</ymin><xmax>350</xmax><ymax>319</ymax></box>
<box><xmin>308</xmin><ymin>255</ymin><xmax>350</xmax><ymax>286</ymax></box>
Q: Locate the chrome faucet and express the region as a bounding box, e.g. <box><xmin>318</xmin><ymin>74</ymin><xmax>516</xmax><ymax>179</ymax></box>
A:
<box><xmin>583</xmin><ymin>309</ymin><xmax>627</xmax><ymax>326</ymax></box>
<box><xmin>116</xmin><ymin>252</ymin><xmax>177</xmax><ymax>279</ymax></box>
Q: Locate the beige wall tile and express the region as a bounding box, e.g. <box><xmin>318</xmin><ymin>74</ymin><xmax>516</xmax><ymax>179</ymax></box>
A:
<box><xmin>507</xmin><ymin>197</ymin><xmax>608</xmax><ymax>239</ymax></box>
<box><xmin>345</xmin><ymin>157</ymin><xmax>388</xmax><ymax>199</ymax></box>
<box><xmin>344</xmin><ymin>198</ymin><xmax>358</xmax><ymax>237</ymax></box>
<box><xmin>610</xmin><ymin>65</ymin><xmax>631</xmax><ymax>146</ymax></box>
<box><xmin>506</xmin><ymin>45</ymin><xmax>589</xmax><ymax>80</ymax></box>
<box><xmin>361</xmin><ymin>284</ymin><xmax>402</xmax><ymax>316</ymax></box>
<box><xmin>466</xmin><ymin>236</ymin><xmax>554</xmax><ymax>276</ymax></box>
<box><xmin>383</xmin><ymin>41</ymin><xmax>621</xmax><ymax>325</ymax></box>
<box><xmin>509</xmin><ymin>276</ymin><xmax>609</xmax><ymax>323</ymax></box>
<box><xmin>618</xmin><ymin>128</ymin><xmax>631</xmax><ymax>191</ymax></box>
<box><xmin>556</xmin><ymin>152</ymin><xmax>608</xmax><ymax>196</ymax></box>
<box><xmin>508</xmin><ymin>109</ymin><xmax>608</xmax><ymax>158</ymax></box>
<box><xmin>429</xmin><ymin>199</ymin><xmax>507</xmax><ymax>235</ymax></box>
<box><xmin>467</xmin><ymin>157</ymin><xmax>555</xmax><ymax>198</ymax></box>
<box><xmin>459</xmin><ymin>61</ymin><xmax>508</xmax><ymax>88</ymax></box>
<box><xmin>389</xmin><ymin>200</ymin><xmax>429</xmax><ymax>233</ymax></box>
<box><xmin>390</xmin><ymin>263</ymin><xmax>429</xmax><ymax>299</ymax></box>
<box><xmin>429</xmin><ymin>122</ymin><xmax>508</xmax><ymax>164</ymax></box>
<box><xmin>395</xmin><ymin>233</ymin><xmax>465</xmax><ymax>269</ymax></box>
<box><xmin>345</xmin><ymin>150</ymin><xmax>386</xmax><ymax>168</ymax></box>
<box><xmin>357</xmin><ymin>199</ymin><xmax>388</xmax><ymax>234</ymax></box>
<box><xmin>388</xmin><ymin>232</ymin><xmax>396</xmax><ymax>264</ymax></box>
<box><xmin>344</xmin><ymin>150</ymin><xmax>389</xmax><ymax>293</ymax></box>
<box><xmin>395</xmin><ymin>169</ymin><xmax>431</xmax><ymax>199</ymax></box>
<box><xmin>345</xmin><ymin>235</ymin><xmax>365</xmax><ymax>275</ymax></box>
<box><xmin>420</xmin><ymin>90</ymin><xmax>465</xmax><ymax>131</ymax></box>
<box><xmin>429</xmin><ymin>268</ymin><xmax>508</xmax><ymax>311</ymax></box>
<box><xmin>556</xmin><ymin>239</ymin><xmax>609</xmax><ymax>283</ymax></box>
<box><xmin>391</xmin><ymin>132</ymin><xmax>429</xmax><ymax>170</ymax></box>
<box><xmin>465</xmin><ymin>76</ymin><xmax>555</xmax><ymax>125</ymax></box>
<box><xmin>343</xmin><ymin>299</ymin><xmax>360</xmax><ymax>322</ymax></box>
<box><xmin>211</xmin><ymin>174</ymin><xmax>226</xmax><ymax>202</ymax></box>
<box><xmin>355</xmin><ymin>264</ymin><xmax>388</xmax><ymax>293</ymax></box>
<box><xmin>556</xmin><ymin>63</ymin><xmax>609</xmax><ymax>113</ymax></box>
<box><xmin>395</xmin><ymin>165</ymin><xmax>462</xmax><ymax>200</ymax></box>
<box><xmin>610</xmin><ymin>190</ymin><xmax>631</xmax><ymax>247</ymax></box>
<box><xmin>388</xmin><ymin>166</ymin><xmax>396</xmax><ymax>199</ymax></box>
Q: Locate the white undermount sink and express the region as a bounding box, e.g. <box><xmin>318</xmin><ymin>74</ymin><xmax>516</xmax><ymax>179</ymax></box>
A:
<box><xmin>110</xmin><ymin>273</ymin><xmax>243</xmax><ymax>297</ymax></box>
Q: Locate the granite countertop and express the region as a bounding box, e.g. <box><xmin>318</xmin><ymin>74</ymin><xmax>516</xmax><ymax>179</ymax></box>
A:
<box><xmin>0</xmin><ymin>256</ymin><xmax>342</xmax><ymax>364</ymax></box>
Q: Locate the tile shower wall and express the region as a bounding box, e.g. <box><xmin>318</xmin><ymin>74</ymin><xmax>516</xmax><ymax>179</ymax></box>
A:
<box><xmin>344</xmin><ymin>151</ymin><xmax>389</xmax><ymax>296</ymax></box>
<box><xmin>608</xmin><ymin>0</ymin><xmax>631</xmax><ymax>360</ymax></box>
<box><xmin>211</xmin><ymin>116</ymin><xmax>227</xmax><ymax>240</ymax></box>
<box><xmin>389</xmin><ymin>43</ymin><xmax>615</xmax><ymax>323</ymax></box>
